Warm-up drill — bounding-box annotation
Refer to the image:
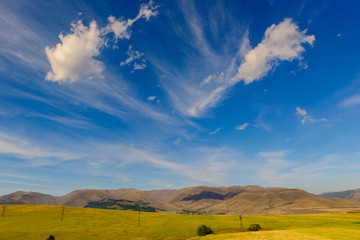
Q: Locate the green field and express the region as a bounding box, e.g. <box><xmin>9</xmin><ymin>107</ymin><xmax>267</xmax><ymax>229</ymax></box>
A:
<box><xmin>0</xmin><ymin>205</ymin><xmax>360</xmax><ymax>240</ymax></box>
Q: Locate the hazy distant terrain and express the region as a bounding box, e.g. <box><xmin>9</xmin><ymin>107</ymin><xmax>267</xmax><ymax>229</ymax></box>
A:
<box><xmin>2</xmin><ymin>185</ymin><xmax>360</xmax><ymax>215</ymax></box>
<box><xmin>319</xmin><ymin>189</ymin><xmax>360</xmax><ymax>201</ymax></box>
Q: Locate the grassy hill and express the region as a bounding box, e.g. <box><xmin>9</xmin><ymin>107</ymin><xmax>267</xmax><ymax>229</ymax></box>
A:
<box><xmin>1</xmin><ymin>205</ymin><xmax>360</xmax><ymax>239</ymax></box>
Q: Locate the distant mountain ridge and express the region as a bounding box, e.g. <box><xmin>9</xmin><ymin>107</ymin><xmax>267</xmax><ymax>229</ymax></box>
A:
<box><xmin>319</xmin><ymin>188</ymin><xmax>360</xmax><ymax>201</ymax></box>
<box><xmin>2</xmin><ymin>185</ymin><xmax>360</xmax><ymax>215</ymax></box>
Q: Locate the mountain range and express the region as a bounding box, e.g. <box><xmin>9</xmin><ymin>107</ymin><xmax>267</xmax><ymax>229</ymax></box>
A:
<box><xmin>1</xmin><ymin>185</ymin><xmax>360</xmax><ymax>215</ymax></box>
<box><xmin>319</xmin><ymin>188</ymin><xmax>360</xmax><ymax>201</ymax></box>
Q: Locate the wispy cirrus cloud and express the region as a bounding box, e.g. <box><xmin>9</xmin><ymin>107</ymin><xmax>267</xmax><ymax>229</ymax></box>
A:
<box><xmin>156</xmin><ymin>18</ymin><xmax>315</xmax><ymax>118</ymax></box>
<box><xmin>0</xmin><ymin>4</ymin><xmax>48</xmax><ymax>71</ymax></box>
<box><xmin>254</xmin><ymin>150</ymin><xmax>351</xmax><ymax>189</ymax></box>
<box><xmin>235</xmin><ymin>123</ymin><xmax>249</xmax><ymax>130</ymax></box>
<box><xmin>256</xmin><ymin>150</ymin><xmax>309</xmax><ymax>186</ymax></box>
<box><xmin>209</xmin><ymin>127</ymin><xmax>221</xmax><ymax>135</ymax></box>
<box><xmin>79</xmin><ymin>142</ymin><xmax>239</xmax><ymax>186</ymax></box>
<box><xmin>296</xmin><ymin>106</ymin><xmax>327</xmax><ymax>124</ymax></box>
<box><xmin>338</xmin><ymin>94</ymin><xmax>360</xmax><ymax>108</ymax></box>
<box><xmin>0</xmin><ymin>132</ymin><xmax>80</xmax><ymax>166</ymax></box>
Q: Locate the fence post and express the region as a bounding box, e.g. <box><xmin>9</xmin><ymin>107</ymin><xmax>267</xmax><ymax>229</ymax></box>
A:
<box><xmin>2</xmin><ymin>206</ymin><xmax>6</xmax><ymax>217</ymax></box>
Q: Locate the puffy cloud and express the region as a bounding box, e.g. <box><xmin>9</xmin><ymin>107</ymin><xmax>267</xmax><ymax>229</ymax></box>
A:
<box><xmin>104</xmin><ymin>16</ymin><xmax>132</xmax><ymax>40</ymax></box>
<box><xmin>137</xmin><ymin>0</ymin><xmax>159</xmax><ymax>21</ymax></box>
<box><xmin>45</xmin><ymin>1</ymin><xmax>158</xmax><ymax>82</ymax></box>
<box><xmin>230</xmin><ymin>18</ymin><xmax>315</xmax><ymax>84</ymax></box>
<box><xmin>235</xmin><ymin>123</ymin><xmax>249</xmax><ymax>130</ymax></box>
<box><xmin>103</xmin><ymin>0</ymin><xmax>158</xmax><ymax>41</ymax></box>
<box><xmin>147</xmin><ymin>96</ymin><xmax>156</xmax><ymax>101</ymax></box>
<box><xmin>296</xmin><ymin>107</ymin><xmax>327</xmax><ymax>124</ymax></box>
<box><xmin>120</xmin><ymin>45</ymin><xmax>146</xmax><ymax>72</ymax></box>
<box><xmin>134</xmin><ymin>62</ymin><xmax>146</xmax><ymax>71</ymax></box>
<box><xmin>45</xmin><ymin>20</ymin><xmax>104</xmax><ymax>83</ymax></box>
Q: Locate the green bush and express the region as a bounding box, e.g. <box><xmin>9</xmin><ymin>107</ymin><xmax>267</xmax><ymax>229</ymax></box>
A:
<box><xmin>197</xmin><ymin>225</ymin><xmax>214</xmax><ymax>236</ymax></box>
<box><xmin>248</xmin><ymin>224</ymin><xmax>261</xmax><ymax>231</ymax></box>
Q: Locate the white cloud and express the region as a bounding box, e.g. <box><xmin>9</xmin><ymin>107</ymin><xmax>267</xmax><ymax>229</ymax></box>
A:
<box><xmin>255</xmin><ymin>150</ymin><xmax>339</xmax><ymax>187</ymax></box>
<box><xmin>0</xmin><ymin>180</ymin><xmax>50</xmax><ymax>188</ymax></box>
<box><xmin>156</xmin><ymin>18</ymin><xmax>315</xmax><ymax>119</ymax></box>
<box><xmin>45</xmin><ymin>20</ymin><xmax>104</xmax><ymax>83</ymax></box>
<box><xmin>296</xmin><ymin>106</ymin><xmax>307</xmax><ymax>116</ymax></box>
<box><xmin>257</xmin><ymin>150</ymin><xmax>294</xmax><ymax>186</ymax></box>
<box><xmin>0</xmin><ymin>132</ymin><xmax>79</xmax><ymax>165</ymax></box>
<box><xmin>200</xmin><ymin>75</ymin><xmax>213</xmax><ymax>87</ymax></box>
<box><xmin>209</xmin><ymin>127</ymin><xmax>221</xmax><ymax>135</ymax></box>
<box><xmin>120</xmin><ymin>45</ymin><xmax>147</xmax><ymax>72</ymax></box>
<box><xmin>45</xmin><ymin>1</ymin><xmax>158</xmax><ymax>82</ymax></box>
<box><xmin>104</xmin><ymin>15</ymin><xmax>132</xmax><ymax>40</ymax></box>
<box><xmin>338</xmin><ymin>94</ymin><xmax>360</xmax><ymax>108</ymax></box>
<box><xmin>337</xmin><ymin>33</ymin><xmax>342</xmax><ymax>37</ymax></box>
<box><xmin>137</xmin><ymin>0</ymin><xmax>159</xmax><ymax>21</ymax></box>
<box><xmin>296</xmin><ymin>106</ymin><xmax>327</xmax><ymax>124</ymax></box>
<box><xmin>147</xmin><ymin>96</ymin><xmax>156</xmax><ymax>101</ymax></box>
<box><xmin>133</xmin><ymin>62</ymin><xmax>147</xmax><ymax>71</ymax></box>
<box><xmin>230</xmin><ymin>18</ymin><xmax>315</xmax><ymax>84</ymax></box>
<box><xmin>235</xmin><ymin>123</ymin><xmax>249</xmax><ymax>130</ymax></box>
<box><xmin>0</xmin><ymin>5</ymin><xmax>48</xmax><ymax>71</ymax></box>
<box><xmin>89</xmin><ymin>142</ymin><xmax>238</xmax><ymax>185</ymax></box>
<box><xmin>103</xmin><ymin>0</ymin><xmax>158</xmax><ymax>40</ymax></box>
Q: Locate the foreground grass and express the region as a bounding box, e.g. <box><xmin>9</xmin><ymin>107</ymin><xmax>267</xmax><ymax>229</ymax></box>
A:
<box><xmin>0</xmin><ymin>205</ymin><xmax>359</xmax><ymax>239</ymax></box>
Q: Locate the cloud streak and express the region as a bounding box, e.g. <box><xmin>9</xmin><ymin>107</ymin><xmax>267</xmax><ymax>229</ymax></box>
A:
<box><xmin>338</xmin><ymin>94</ymin><xmax>360</xmax><ymax>108</ymax></box>
<box><xmin>235</xmin><ymin>123</ymin><xmax>249</xmax><ymax>130</ymax></box>
<box><xmin>296</xmin><ymin>107</ymin><xmax>327</xmax><ymax>124</ymax></box>
<box><xmin>209</xmin><ymin>127</ymin><xmax>221</xmax><ymax>135</ymax></box>
<box><xmin>0</xmin><ymin>132</ymin><xmax>80</xmax><ymax>166</ymax></box>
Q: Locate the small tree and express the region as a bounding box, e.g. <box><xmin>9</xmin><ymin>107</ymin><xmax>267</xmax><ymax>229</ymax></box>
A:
<box><xmin>197</xmin><ymin>225</ymin><xmax>214</xmax><ymax>236</ymax></box>
<box><xmin>46</xmin><ymin>235</ymin><xmax>55</xmax><ymax>240</ymax></box>
<box><xmin>248</xmin><ymin>224</ymin><xmax>261</xmax><ymax>231</ymax></box>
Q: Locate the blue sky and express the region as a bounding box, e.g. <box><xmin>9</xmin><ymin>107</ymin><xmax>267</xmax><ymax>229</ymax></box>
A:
<box><xmin>0</xmin><ymin>0</ymin><xmax>359</xmax><ymax>196</ymax></box>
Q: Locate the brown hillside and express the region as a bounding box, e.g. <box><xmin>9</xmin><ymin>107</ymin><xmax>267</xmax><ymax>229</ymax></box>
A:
<box><xmin>0</xmin><ymin>191</ymin><xmax>58</xmax><ymax>205</ymax></box>
<box><xmin>205</xmin><ymin>188</ymin><xmax>360</xmax><ymax>215</ymax></box>
<box><xmin>57</xmin><ymin>189</ymin><xmax>115</xmax><ymax>207</ymax></box>
<box><xmin>346</xmin><ymin>190</ymin><xmax>360</xmax><ymax>201</ymax></box>
<box><xmin>2</xmin><ymin>186</ymin><xmax>360</xmax><ymax>215</ymax></box>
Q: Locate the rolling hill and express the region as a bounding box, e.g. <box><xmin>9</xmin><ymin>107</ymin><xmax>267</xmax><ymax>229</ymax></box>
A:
<box><xmin>1</xmin><ymin>185</ymin><xmax>360</xmax><ymax>215</ymax></box>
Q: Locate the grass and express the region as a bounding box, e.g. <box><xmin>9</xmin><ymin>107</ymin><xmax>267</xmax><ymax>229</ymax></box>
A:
<box><xmin>1</xmin><ymin>205</ymin><xmax>360</xmax><ymax>239</ymax></box>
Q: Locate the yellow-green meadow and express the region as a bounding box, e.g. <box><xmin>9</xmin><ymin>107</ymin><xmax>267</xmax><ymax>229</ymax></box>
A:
<box><xmin>1</xmin><ymin>205</ymin><xmax>360</xmax><ymax>239</ymax></box>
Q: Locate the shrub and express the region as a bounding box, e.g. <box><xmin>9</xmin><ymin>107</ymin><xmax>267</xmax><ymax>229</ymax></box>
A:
<box><xmin>248</xmin><ymin>224</ymin><xmax>261</xmax><ymax>231</ymax></box>
<box><xmin>197</xmin><ymin>225</ymin><xmax>214</xmax><ymax>236</ymax></box>
<box><xmin>46</xmin><ymin>235</ymin><xmax>55</xmax><ymax>240</ymax></box>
